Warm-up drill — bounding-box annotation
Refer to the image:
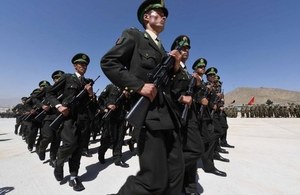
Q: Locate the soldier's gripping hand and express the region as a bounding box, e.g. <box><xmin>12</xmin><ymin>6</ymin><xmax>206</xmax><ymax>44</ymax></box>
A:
<box><xmin>178</xmin><ymin>95</ymin><xmax>193</xmax><ymax>107</ymax></box>
<box><xmin>169</xmin><ymin>49</ymin><xmax>182</xmax><ymax>73</ymax></box>
<box><xmin>200</xmin><ymin>98</ymin><xmax>209</xmax><ymax>106</ymax></box>
<box><xmin>107</xmin><ymin>104</ymin><xmax>117</xmax><ymax>111</ymax></box>
<box><xmin>137</xmin><ymin>83</ymin><xmax>157</xmax><ymax>102</ymax></box>
<box><xmin>84</xmin><ymin>83</ymin><xmax>93</xmax><ymax>97</ymax></box>
<box><xmin>42</xmin><ymin>104</ymin><xmax>50</xmax><ymax>112</ymax></box>
<box><xmin>57</xmin><ymin>105</ymin><xmax>69</xmax><ymax>116</ymax></box>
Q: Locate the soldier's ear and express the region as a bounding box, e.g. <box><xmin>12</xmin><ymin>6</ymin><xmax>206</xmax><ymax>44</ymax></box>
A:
<box><xmin>143</xmin><ymin>13</ymin><xmax>150</xmax><ymax>23</ymax></box>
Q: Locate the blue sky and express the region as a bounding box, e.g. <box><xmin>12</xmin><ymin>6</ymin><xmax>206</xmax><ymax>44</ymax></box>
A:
<box><xmin>1</xmin><ymin>0</ymin><xmax>300</xmax><ymax>100</ymax></box>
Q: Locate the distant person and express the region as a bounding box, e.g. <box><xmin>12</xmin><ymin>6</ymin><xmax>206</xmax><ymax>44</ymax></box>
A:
<box><xmin>12</xmin><ymin>97</ymin><xmax>27</xmax><ymax>135</ymax></box>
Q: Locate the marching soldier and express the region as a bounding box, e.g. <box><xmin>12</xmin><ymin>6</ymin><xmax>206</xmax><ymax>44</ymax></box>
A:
<box><xmin>98</xmin><ymin>83</ymin><xmax>130</xmax><ymax>168</ymax></box>
<box><xmin>193</xmin><ymin>60</ymin><xmax>227</xmax><ymax>177</ymax></box>
<box><xmin>47</xmin><ymin>53</ymin><xmax>93</xmax><ymax>191</ymax></box>
<box><xmin>170</xmin><ymin>35</ymin><xmax>204</xmax><ymax>194</ymax></box>
<box><xmin>26</xmin><ymin>81</ymin><xmax>50</xmax><ymax>152</ymax></box>
<box><xmin>101</xmin><ymin>0</ymin><xmax>185</xmax><ymax>194</ymax></box>
<box><xmin>12</xmin><ymin>97</ymin><xmax>27</xmax><ymax>135</ymax></box>
<box><xmin>37</xmin><ymin>70</ymin><xmax>65</xmax><ymax>166</ymax></box>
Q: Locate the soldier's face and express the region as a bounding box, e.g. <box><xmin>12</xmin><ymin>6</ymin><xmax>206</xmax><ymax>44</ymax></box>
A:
<box><xmin>180</xmin><ymin>46</ymin><xmax>189</xmax><ymax>62</ymax></box>
<box><xmin>74</xmin><ymin>63</ymin><xmax>87</xmax><ymax>75</ymax></box>
<box><xmin>145</xmin><ymin>9</ymin><xmax>166</xmax><ymax>32</ymax></box>
<box><xmin>207</xmin><ymin>74</ymin><xmax>215</xmax><ymax>82</ymax></box>
<box><xmin>196</xmin><ymin>66</ymin><xmax>206</xmax><ymax>75</ymax></box>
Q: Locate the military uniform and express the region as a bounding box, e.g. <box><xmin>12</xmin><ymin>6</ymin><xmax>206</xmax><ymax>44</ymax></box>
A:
<box><xmin>27</xmin><ymin>84</ymin><xmax>49</xmax><ymax>151</ymax></box>
<box><xmin>170</xmin><ymin>36</ymin><xmax>204</xmax><ymax>194</ymax></box>
<box><xmin>37</xmin><ymin>70</ymin><xmax>64</xmax><ymax>164</ymax></box>
<box><xmin>12</xmin><ymin>97</ymin><xmax>27</xmax><ymax>135</ymax></box>
<box><xmin>193</xmin><ymin>63</ymin><xmax>227</xmax><ymax>177</ymax></box>
<box><xmin>101</xmin><ymin>1</ymin><xmax>184</xmax><ymax>194</ymax></box>
<box><xmin>47</xmin><ymin>53</ymin><xmax>93</xmax><ymax>191</ymax></box>
<box><xmin>98</xmin><ymin>84</ymin><xmax>129</xmax><ymax>167</ymax></box>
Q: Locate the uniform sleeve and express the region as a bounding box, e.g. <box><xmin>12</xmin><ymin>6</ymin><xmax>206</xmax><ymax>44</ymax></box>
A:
<box><xmin>100</xmin><ymin>29</ymin><xmax>144</xmax><ymax>93</ymax></box>
<box><xmin>46</xmin><ymin>74</ymin><xmax>67</xmax><ymax>107</ymax></box>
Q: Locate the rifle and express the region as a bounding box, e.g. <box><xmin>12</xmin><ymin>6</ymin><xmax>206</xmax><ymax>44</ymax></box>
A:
<box><xmin>34</xmin><ymin>93</ymin><xmax>63</xmax><ymax>123</ymax></box>
<box><xmin>102</xmin><ymin>92</ymin><xmax>125</xmax><ymax>121</ymax></box>
<box><xmin>210</xmin><ymin>87</ymin><xmax>222</xmax><ymax>118</ymax></box>
<box><xmin>126</xmin><ymin>42</ymin><xmax>186</xmax><ymax>129</ymax></box>
<box><xmin>20</xmin><ymin>90</ymin><xmax>46</xmax><ymax>121</ymax></box>
<box><xmin>198</xmin><ymin>81</ymin><xmax>211</xmax><ymax>119</ymax></box>
<box><xmin>180</xmin><ymin>76</ymin><xmax>196</xmax><ymax>124</ymax></box>
<box><xmin>22</xmin><ymin>99</ymin><xmax>46</xmax><ymax>121</ymax></box>
<box><xmin>49</xmin><ymin>75</ymin><xmax>100</xmax><ymax>130</ymax></box>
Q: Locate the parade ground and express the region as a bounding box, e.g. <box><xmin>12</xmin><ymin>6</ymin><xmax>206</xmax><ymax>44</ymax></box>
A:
<box><xmin>1</xmin><ymin>118</ymin><xmax>300</xmax><ymax>195</ymax></box>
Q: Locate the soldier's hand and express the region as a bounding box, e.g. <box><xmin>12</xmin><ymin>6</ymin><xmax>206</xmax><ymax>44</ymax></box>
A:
<box><xmin>137</xmin><ymin>83</ymin><xmax>157</xmax><ymax>102</ymax></box>
<box><xmin>192</xmin><ymin>73</ymin><xmax>202</xmax><ymax>87</ymax></box>
<box><xmin>85</xmin><ymin>83</ymin><xmax>93</xmax><ymax>97</ymax></box>
<box><xmin>169</xmin><ymin>50</ymin><xmax>182</xmax><ymax>73</ymax></box>
<box><xmin>42</xmin><ymin>105</ymin><xmax>50</xmax><ymax>111</ymax></box>
<box><xmin>107</xmin><ymin>104</ymin><xmax>116</xmax><ymax>111</ymax></box>
<box><xmin>178</xmin><ymin>95</ymin><xmax>193</xmax><ymax>106</ymax></box>
<box><xmin>200</xmin><ymin>98</ymin><xmax>209</xmax><ymax>106</ymax></box>
<box><xmin>57</xmin><ymin>105</ymin><xmax>69</xmax><ymax>116</ymax></box>
<box><xmin>123</xmin><ymin>90</ymin><xmax>130</xmax><ymax>98</ymax></box>
<box><xmin>213</xmin><ymin>104</ymin><xmax>217</xmax><ymax>110</ymax></box>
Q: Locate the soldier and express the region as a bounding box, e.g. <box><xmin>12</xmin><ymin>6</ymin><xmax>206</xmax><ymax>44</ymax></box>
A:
<box><xmin>101</xmin><ymin>0</ymin><xmax>185</xmax><ymax>194</ymax></box>
<box><xmin>37</xmin><ymin>70</ymin><xmax>65</xmax><ymax>166</ymax></box>
<box><xmin>98</xmin><ymin>83</ymin><xmax>130</xmax><ymax>167</ymax></box>
<box><xmin>12</xmin><ymin>97</ymin><xmax>27</xmax><ymax>135</ymax></box>
<box><xmin>47</xmin><ymin>53</ymin><xmax>93</xmax><ymax>191</ymax></box>
<box><xmin>26</xmin><ymin>81</ymin><xmax>50</xmax><ymax>152</ymax></box>
<box><xmin>170</xmin><ymin>35</ymin><xmax>204</xmax><ymax>194</ymax></box>
<box><xmin>204</xmin><ymin>68</ymin><xmax>230</xmax><ymax>163</ymax></box>
<box><xmin>215</xmin><ymin>76</ymin><xmax>234</xmax><ymax>148</ymax></box>
<box><xmin>19</xmin><ymin>96</ymin><xmax>34</xmax><ymax>142</ymax></box>
<box><xmin>193</xmin><ymin>60</ymin><xmax>227</xmax><ymax>177</ymax></box>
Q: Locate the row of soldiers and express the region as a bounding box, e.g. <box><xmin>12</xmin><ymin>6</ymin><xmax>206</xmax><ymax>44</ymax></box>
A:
<box><xmin>11</xmin><ymin>1</ymin><xmax>235</xmax><ymax>194</ymax></box>
<box><xmin>240</xmin><ymin>104</ymin><xmax>300</xmax><ymax>118</ymax></box>
<box><xmin>12</xmin><ymin>50</ymin><xmax>233</xmax><ymax>194</ymax></box>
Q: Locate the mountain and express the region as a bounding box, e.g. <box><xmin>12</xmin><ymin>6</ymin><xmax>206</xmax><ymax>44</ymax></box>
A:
<box><xmin>1</xmin><ymin>87</ymin><xmax>300</xmax><ymax>108</ymax></box>
<box><xmin>225</xmin><ymin>87</ymin><xmax>300</xmax><ymax>106</ymax></box>
<box><xmin>0</xmin><ymin>97</ymin><xmax>20</xmax><ymax>108</ymax></box>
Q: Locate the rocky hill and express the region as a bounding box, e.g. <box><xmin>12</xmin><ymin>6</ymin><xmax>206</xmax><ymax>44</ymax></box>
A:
<box><xmin>1</xmin><ymin>87</ymin><xmax>300</xmax><ymax>108</ymax></box>
<box><xmin>225</xmin><ymin>87</ymin><xmax>300</xmax><ymax>106</ymax></box>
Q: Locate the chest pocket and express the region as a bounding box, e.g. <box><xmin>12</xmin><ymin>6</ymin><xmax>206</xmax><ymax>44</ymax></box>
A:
<box><xmin>138</xmin><ymin>49</ymin><xmax>160</xmax><ymax>69</ymax></box>
<box><xmin>62</xmin><ymin>82</ymin><xmax>80</xmax><ymax>105</ymax></box>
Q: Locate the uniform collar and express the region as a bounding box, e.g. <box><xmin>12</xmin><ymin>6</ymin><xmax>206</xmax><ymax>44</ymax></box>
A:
<box><xmin>75</xmin><ymin>72</ymin><xmax>83</xmax><ymax>78</ymax></box>
<box><xmin>145</xmin><ymin>29</ymin><xmax>158</xmax><ymax>42</ymax></box>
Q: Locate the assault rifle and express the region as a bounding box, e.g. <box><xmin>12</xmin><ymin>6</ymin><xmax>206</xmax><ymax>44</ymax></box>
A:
<box><xmin>180</xmin><ymin>76</ymin><xmax>196</xmax><ymax>124</ymax></box>
<box><xmin>22</xmin><ymin>99</ymin><xmax>46</xmax><ymax>121</ymax></box>
<box><xmin>49</xmin><ymin>75</ymin><xmax>100</xmax><ymax>130</ymax></box>
<box><xmin>199</xmin><ymin>83</ymin><xmax>210</xmax><ymax>119</ymax></box>
<box><xmin>210</xmin><ymin>87</ymin><xmax>223</xmax><ymax>118</ymax></box>
<box><xmin>20</xmin><ymin>90</ymin><xmax>46</xmax><ymax>121</ymax></box>
<box><xmin>34</xmin><ymin>93</ymin><xmax>63</xmax><ymax>123</ymax></box>
<box><xmin>102</xmin><ymin>92</ymin><xmax>125</xmax><ymax>121</ymax></box>
<box><xmin>126</xmin><ymin>42</ymin><xmax>186</xmax><ymax>129</ymax></box>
